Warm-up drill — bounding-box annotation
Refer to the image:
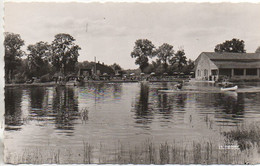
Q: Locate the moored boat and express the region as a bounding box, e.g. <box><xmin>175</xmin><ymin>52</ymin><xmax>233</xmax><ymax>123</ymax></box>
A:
<box><xmin>220</xmin><ymin>85</ymin><xmax>238</xmax><ymax>91</ymax></box>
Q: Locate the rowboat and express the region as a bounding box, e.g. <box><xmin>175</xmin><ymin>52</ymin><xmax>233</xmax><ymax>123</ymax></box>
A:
<box><xmin>220</xmin><ymin>85</ymin><xmax>238</xmax><ymax>91</ymax></box>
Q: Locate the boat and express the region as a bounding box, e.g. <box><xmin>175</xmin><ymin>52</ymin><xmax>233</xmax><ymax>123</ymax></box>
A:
<box><xmin>220</xmin><ymin>85</ymin><xmax>238</xmax><ymax>91</ymax></box>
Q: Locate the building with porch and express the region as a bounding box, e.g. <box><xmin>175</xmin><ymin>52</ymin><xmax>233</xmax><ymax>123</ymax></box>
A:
<box><xmin>195</xmin><ymin>52</ymin><xmax>260</xmax><ymax>81</ymax></box>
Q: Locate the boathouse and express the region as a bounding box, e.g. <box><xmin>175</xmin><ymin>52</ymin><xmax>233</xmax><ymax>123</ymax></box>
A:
<box><xmin>195</xmin><ymin>52</ymin><xmax>260</xmax><ymax>81</ymax></box>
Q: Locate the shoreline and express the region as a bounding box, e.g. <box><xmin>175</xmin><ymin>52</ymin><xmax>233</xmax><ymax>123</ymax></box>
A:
<box><xmin>5</xmin><ymin>79</ymin><xmax>189</xmax><ymax>87</ymax></box>
<box><xmin>5</xmin><ymin>78</ymin><xmax>260</xmax><ymax>87</ymax></box>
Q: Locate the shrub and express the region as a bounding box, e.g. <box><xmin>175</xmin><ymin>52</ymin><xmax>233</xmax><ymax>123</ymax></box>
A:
<box><xmin>14</xmin><ymin>73</ymin><xmax>26</xmax><ymax>83</ymax></box>
<box><xmin>40</xmin><ymin>74</ymin><xmax>51</xmax><ymax>83</ymax></box>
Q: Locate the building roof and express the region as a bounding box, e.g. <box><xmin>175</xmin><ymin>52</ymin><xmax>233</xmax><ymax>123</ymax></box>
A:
<box><xmin>212</xmin><ymin>61</ymin><xmax>260</xmax><ymax>69</ymax></box>
<box><xmin>199</xmin><ymin>52</ymin><xmax>260</xmax><ymax>69</ymax></box>
<box><xmin>202</xmin><ymin>52</ymin><xmax>260</xmax><ymax>60</ymax></box>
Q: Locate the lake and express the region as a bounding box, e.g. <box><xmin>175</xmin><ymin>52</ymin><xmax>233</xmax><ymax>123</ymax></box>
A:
<box><xmin>4</xmin><ymin>81</ymin><xmax>260</xmax><ymax>164</ymax></box>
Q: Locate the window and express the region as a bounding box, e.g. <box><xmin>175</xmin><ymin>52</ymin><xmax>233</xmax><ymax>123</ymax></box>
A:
<box><xmin>211</xmin><ymin>70</ymin><xmax>218</xmax><ymax>75</ymax></box>
<box><xmin>219</xmin><ymin>69</ymin><xmax>231</xmax><ymax>76</ymax></box>
<box><xmin>246</xmin><ymin>68</ymin><xmax>257</xmax><ymax>75</ymax></box>
<box><xmin>197</xmin><ymin>70</ymin><xmax>200</xmax><ymax>77</ymax></box>
<box><xmin>204</xmin><ymin>69</ymin><xmax>208</xmax><ymax>77</ymax></box>
<box><xmin>234</xmin><ymin>69</ymin><xmax>244</xmax><ymax>76</ymax></box>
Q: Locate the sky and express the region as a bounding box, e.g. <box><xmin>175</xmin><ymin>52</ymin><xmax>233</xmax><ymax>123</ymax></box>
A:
<box><xmin>4</xmin><ymin>2</ymin><xmax>260</xmax><ymax>69</ymax></box>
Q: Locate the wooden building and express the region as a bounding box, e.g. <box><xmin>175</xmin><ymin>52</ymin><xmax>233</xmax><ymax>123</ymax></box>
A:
<box><xmin>79</xmin><ymin>62</ymin><xmax>115</xmax><ymax>77</ymax></box>
<box><xmin>195</xmin><ymin>52</ymin><xmax>260</xmax><ymax>81</ymax></box>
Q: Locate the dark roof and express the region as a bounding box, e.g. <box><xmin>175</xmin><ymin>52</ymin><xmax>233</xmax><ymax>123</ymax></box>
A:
<box><xmin>96</xmin><ymin>63</ymin><xmax>115</xmax><ymax>74</ymax></box>
<box><xmin>196</xmin><ymin>52</ymin><xmax>260</xmax><ymax>69</ymax></box>
<box><xmin>202</xmin><ymin>52</ymin><xmax>260</xmax><ymax>60</ymax></box>
<box><xmin>212</xmin><ymin>61</ymin><xmax>260</xmax><ymax>69</ymax></box>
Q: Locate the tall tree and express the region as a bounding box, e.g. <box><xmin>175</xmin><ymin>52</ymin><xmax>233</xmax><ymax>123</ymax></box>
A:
<box><xmin>51</xmin><ymin>33</ymin><xmax>81</xmax><ymax>74</ymax></box>
<box><xmin>155</xmin><ymin>43</ymin><xmax>174</xmax><ymax>72</ymax></box>
<box><xmin>214</xmin><ymin>38</ymin><xmax>246</xmax><ymax>53</ymax></box>
<box><xmin>255</xmin><ymin>46</ymin><xmax>260</xmax><ymax>53</ymax></box>
<box><xmin>174</xmin><ymin>49</ymin><xmax>187</xmax><ymax>72</ymax></box>
<box><xmin>130</xmin><ymin>39</ymin><xmax>155</xmax><ymax>72</ymax></box>
<box><xmin>27</xmin><ymin>41</ymin><xmax>51</xmax><ymax>77</ymax></box>
<box><xmin>110</xmin><ymin>63</ymin><xmax>122</xmax><ymax>71</ymax></box>
<box><xmin>4</xmin><ymin>32</ymin><xmax>25</xmax><ymax>83</ymax></box>
<box><xmin>182</xmin><ymin>59</ymin><xmax>195</xmax><ymax>74</ymax></box>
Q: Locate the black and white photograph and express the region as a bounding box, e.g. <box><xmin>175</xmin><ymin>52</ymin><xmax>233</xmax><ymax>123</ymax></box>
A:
<box><xmin>2</xmin><ymin>0</ymin><xmax>260</xmax><ymax>164</ymax></box>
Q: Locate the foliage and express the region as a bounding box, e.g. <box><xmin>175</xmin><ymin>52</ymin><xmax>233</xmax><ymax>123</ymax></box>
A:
<box><xmin>40</xmin><ymin>74</ymin><xmax>52</xmax><ymax>83</ymax></box>
<box><xmin>27</xmin><ymin>41</ymin><xmax>51</xmax><ymax>78</ymax></box>
<box><xmin>131</xmin><ymin>39</ymin><xmax>156</xmax><ymax>72</ymax></box>
<box><xmin>223</xmin><ymin>123</ymin><xmax>260</xmax><ymax>151</ymax></box>
<box><xmin>110</xmin><ymin>63</ymin><xmax>122</xmax><ymax>71</ymax></box>
<box><xmin>51</xmin><ymin>33</ymin><xmax>81</xmax><ymax>74</ymax></box>
<box><xmin>155</xmin><ymin>43</ymin><xmax>174</xmax><ymax>72</ymax></box>
<box><xmin>182</xmin><ymin>59</ymin><xmax>195</xmax><ymax>74</ymax></box>
<box><xmin>174</xmin><ymin>49</ymin><xmax>187</xmax><ymax>71</ymax></box>
<box><xmin>214</xmin><ymin>38</ymin><xmax>246</xmax><ymax>53</ymax></box>
<box><xmin>13</xmin><ymin>72</ymin><xmax>26</xmax><ymax>84</ymax></box>
<box><xmin>255</xmin><ymin>46</ymin><xmax>260</xmax><ymax>53</ymax></box>
<box><xmin>4</xmin><ymin>32</ymin><xmax>25</xmax><ymax>83</ymax></box>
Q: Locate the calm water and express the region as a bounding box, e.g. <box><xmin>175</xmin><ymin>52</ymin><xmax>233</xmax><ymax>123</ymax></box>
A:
<box><xmin>4</xmin><ymin>81</ymin><xmax>260</xmax><ymax>163</ymax></box>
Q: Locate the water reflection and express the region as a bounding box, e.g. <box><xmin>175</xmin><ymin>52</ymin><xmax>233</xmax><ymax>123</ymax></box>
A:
<box><xmin>134</xmin><ymin>83</ymin><xmax>153</xmax><ymax>127</ymax></box>
<box><xmin>52</xmin><ymin>87</ymin><xmax>79</xmax><ymax>133</ymax></box>
<box><xmin>112</xmin><ymin>83</ymin><xmax>122</xmax><ymax>99</ymax></box>
<box><xmin>30</xmin><ymin>87</ymin><xmax>45</xmax><ymax>110</ymax></box>
<box><xmin>157</xmin><ymin>94</ymin><xmax>170</xmax><ymax>112</ymax></box>
<box><xmin>156</xmin><ymin>94</ymin><xmax>174</xmax><ymax>120</ymax></box>
<box><xmin>5</xmin><ymin>82</ymin><xmax>260</xmax><ymax>163</ymax></box>
<box><xmin>5</xmin><ymin>83</ymin><xmax>260</xmax><ymax>138</ymax></box>
<box><xmin>79</xmin><ymin>83</ymin><xmax>123</xmax><ymax>103</ymax></box>
<box><xmin>175</xmin><ymin>94</ymin><xmax>187</xmax><ymax>111</ymax></box>
<box><xmin>214</xmin><ymin>93</ymin><xmax>245</xmax><ymax>124</ymax></box>
<box><xmin>5</xmin><ymin>87</ymin><xmax>23</xmax><ymax>130</ymax></box>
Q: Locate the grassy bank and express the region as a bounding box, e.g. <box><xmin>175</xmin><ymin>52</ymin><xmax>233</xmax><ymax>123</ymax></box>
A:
<box><xmin>5</xmin><ymin>136</ymin><xmax>259</xmax><ymax>164</ymax></box>
<box><xmin>222</xmin><ymin>123</ymin><xmax>260</xmax><ymax>151</ymax></box>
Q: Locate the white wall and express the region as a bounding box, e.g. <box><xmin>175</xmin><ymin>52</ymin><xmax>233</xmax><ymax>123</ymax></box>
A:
<box><xmin>195</xmin><ymin>53</ymin><xmax>218</xmax><ymax>80</ymax></box>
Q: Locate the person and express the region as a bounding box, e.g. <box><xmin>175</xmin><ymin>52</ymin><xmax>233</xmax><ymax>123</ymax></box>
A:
<box><xmin>175</xmin><ymin>81</ymin><xmax>183</xmax><ymax>90</ymax></box>
<box><xmin>209</xmin><ymin>75</ymin><xmax>212</xmax><ymax>81</ymax></box>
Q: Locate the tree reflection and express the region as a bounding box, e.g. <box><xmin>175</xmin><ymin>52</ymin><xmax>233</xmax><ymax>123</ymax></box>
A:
<box><xmin>5</xmin><ymin>87</ymin><xmax>23</xmax><ymax>130</ymax></box>
<box><xmin>157</xmin><ymin>94</ymin><xmax>173</xmax><ymax>118</ymax></box>
<box><xmin>112</xmin><ymin>83</ymin><xmax>122</xmax><ymax>99</ymax></box>
<box><xmin>215</xmin><ymin>93</ymin><xmax>245</xmax><ymax>120</ymax></box>
<box><xmin>134</xmin><ymin>83</ymin><xmax>153</xmax><ymax>126</ymax></box>
<box><xmin>175</xmin><ymin>94</ymin><xmax>187</xmax><ymax>111</ymax></box>
<box><xmin>52</xmin><ymin>86</ymin><xmax>79</xmax><ymax>132</ymax></box>
<box><xmin>29</xmin><ymin>87</ymin><xmax>46</xmax><ymax>116</ymax></box>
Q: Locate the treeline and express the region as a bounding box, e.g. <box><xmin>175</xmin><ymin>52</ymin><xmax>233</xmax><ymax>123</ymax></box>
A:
<box><xmin>4</xmin><ymin>33</ymin><xmax>196</xmax><ymax>84</ymax></box>
<box><xmin>4</xmin><ymin>32</ymin><xmax>82</xmax><ymax>84</ymax></box>
<box><xmin>130</xmin><ymin>39</ymin><xmax>195</xmax><ymax>75</ymax></box>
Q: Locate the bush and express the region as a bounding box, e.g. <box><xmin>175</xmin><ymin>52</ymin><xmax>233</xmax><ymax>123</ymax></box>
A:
<box><xmin>14</xmin><ymin>73</ymin><xmax>26</xmax><ymax>84</ymax></box>
<box><xmin>40</xmin><ymin>74</ymin><xmax>51</xmax><ymax>83</ymax></box>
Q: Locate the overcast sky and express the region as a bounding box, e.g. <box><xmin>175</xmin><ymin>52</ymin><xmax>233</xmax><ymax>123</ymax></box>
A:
<box><xmin>4</xmin><ymin>2</ymin><xmax>260</xmax><ymax>69</ymax></box>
